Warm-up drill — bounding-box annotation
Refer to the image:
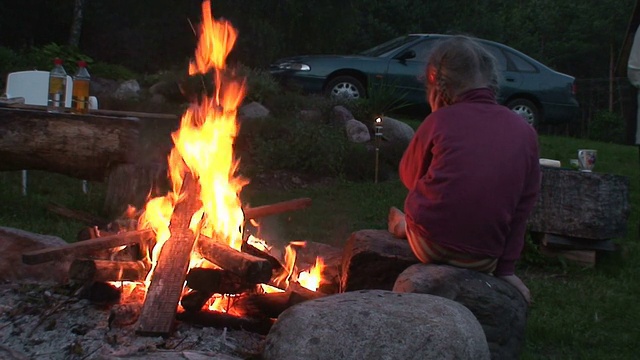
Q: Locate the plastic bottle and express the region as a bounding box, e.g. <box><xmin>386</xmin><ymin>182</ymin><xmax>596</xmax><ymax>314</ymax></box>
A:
<box><xmin>47</xmin><ymin>58</ymin><xmax>67</xmax><ymax>112</ymax></box>
<box><xmin>72</xmin><ymin>61</ymin><xmax>91</xmax><ymax>114</ymax></box>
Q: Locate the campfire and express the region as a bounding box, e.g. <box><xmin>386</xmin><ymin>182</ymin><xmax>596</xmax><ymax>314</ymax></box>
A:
<box><xmin>22</xmin><ymin>0</ymin><xmax>326</xmax><ymax>337</ymax></box>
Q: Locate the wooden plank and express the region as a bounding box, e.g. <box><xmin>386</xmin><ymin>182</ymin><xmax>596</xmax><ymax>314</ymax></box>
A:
<box><xmin>527</xmin><ymin>167</ymin><xmax>630</xmax><ymax>240</ymax></box>
<box><xmin>243</xmin><ymin>197</ymin><xmax>312</xmax><ymax>220</ymax></box>
<box><xmin>136</xmin><ymin>174</ymin><xmax>202</xmax><ymax>336</ymax></box>
<box><xmin>3</xmin><ymin>102</ymin><xmax>178</xmax><ymax>120</ymax></box>
<box><xmin>540</xmin><ymin>233</ymin><xmax>617</xmax><ymax>251</ymax></box>
<box><xmin>539</xmin><ymin>245</ymin><xmax>597</xmax><ymax>267</ymax></box>
<box><xmin>22</xmin><ymin>229</ymin><xmax>153</xmax><ymax>265</ymax></box>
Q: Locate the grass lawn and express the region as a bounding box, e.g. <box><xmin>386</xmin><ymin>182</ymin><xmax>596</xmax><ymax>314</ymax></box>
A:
<box><xmin>0</xmin><ymin>132</ymin><xmax>637</xmax><ymax>359</ymax></box>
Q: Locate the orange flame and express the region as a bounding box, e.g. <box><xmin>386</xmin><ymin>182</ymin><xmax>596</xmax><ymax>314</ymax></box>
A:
<box><xmin>298</xmin><ymin>257</ymin><xmax>325</xmax><ymax>291</ymax></box>
<box><xmin>138</xmin><ymin>0</ymin><xmax>247</xmax><ymax>290</ymax></box>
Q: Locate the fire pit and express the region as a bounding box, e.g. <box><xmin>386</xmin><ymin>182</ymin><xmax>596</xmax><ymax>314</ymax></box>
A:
<box><xmin>20</xmin><ymin>0</ymin><xmax>329</xmax><ymax>339</ymax></box>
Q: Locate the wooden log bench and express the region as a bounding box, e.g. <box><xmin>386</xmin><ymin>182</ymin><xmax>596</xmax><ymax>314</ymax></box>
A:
<box><xmin>527</xmin><ymin>166</ymin><xmax>631</xmax><ymax>265</ymax></box>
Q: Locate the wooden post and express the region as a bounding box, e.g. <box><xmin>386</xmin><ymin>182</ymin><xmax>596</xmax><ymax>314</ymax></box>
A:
<box><xmin>136</xmin><ymin>174</ymin><xmax>202</xmax><ymax>336</ymax></box>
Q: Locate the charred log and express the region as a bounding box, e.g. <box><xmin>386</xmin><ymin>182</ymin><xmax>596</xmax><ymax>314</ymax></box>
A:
<box><xmin>196</xmin><ymin>239</ymin><xmax>272</xmax><ymax>284</ymax></box>
<box><xmin>176</xmin><ymin>310</ymin><xmax>274</xmax><ymax>335</ymax></box>
<box><xmin>180</xmin><ymin>290</ymin><xmax>215</xmax><ymax>312</ymax></box>
<box><xmin>69</xmin><ymin>259</ymin><xmax>149</xmax><ymax>282</ymax></box>
<box><xmin>185</xmin><ymin>267</ymin><xmax>254</xmax><ymax>294</ymax></box>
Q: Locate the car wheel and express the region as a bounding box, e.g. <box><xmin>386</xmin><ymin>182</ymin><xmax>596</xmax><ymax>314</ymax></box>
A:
<box><xmin>507</xmin><ymin>99</ymin><xmax>539</xmax><ymax>127</ymax></box>
<box><xmin>325</xmin><ymin>76</ymin><xmax>365</xmax><ymax>100</ymax></box>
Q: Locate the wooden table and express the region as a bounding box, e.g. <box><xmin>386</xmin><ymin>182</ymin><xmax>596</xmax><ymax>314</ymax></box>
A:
<box><xmin>0</xmin><ymin>105</ymin><xmax>179</xmax><ymax>217</ymax></box>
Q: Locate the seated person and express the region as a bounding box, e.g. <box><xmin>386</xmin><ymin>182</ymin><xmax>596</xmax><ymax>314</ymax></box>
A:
<box><xmin>389</xmin><ymin>36</ymin><xmax>541</xmax><ymax>304</ymax></box>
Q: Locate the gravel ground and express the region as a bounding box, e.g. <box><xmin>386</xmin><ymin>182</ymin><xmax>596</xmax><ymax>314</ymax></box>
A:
<box><xmin>0</xmin><ymin>282</ymin><xmax>265</xmax><ymax>360</ymax></box>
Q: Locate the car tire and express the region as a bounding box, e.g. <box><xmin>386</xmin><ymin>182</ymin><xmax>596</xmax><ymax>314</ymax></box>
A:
<box><xmin>325</xmin><ymin>76</ymin><xmax>365</xmax><ymax>100</ymax></box>
<box><xmin>506</xmin><ymin>98</ymin><xmax>539</xmax><ymax>127</ymax></box>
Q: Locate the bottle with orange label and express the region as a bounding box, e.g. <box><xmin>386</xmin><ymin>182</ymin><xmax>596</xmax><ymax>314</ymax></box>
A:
<box><xmin>47</xmin><ymin>58</ymin><xmax>67</xmax><ymax>112</ymax></box>
<box><xmin>72</xmin><ymin>61</ymin><xmax>91</xmax><ymax>114</ymax></box>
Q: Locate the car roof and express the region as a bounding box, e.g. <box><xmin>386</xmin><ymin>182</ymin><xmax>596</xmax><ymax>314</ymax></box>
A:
<box><xmin>407</xmin><ymin>33</ymin><xmax>554</xmax><ymax>72</ymax></box>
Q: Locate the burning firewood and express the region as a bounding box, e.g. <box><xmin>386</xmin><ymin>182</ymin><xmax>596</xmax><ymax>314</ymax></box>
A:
<box><xmin>241</xmin><ymin>241</ymin><xmax>285</xmax><ymax>276</ymax></box>
<box><xmin>68</xmin><ymin>259</ymin><xmax>149</xmax><ymax>283</ymax></box>
<box><xmin>175</xmin><ymin>309</ymin><xmax>274</xmax><ymax>335</ymax></box>
<box><xmin>232</xmin><ymin>281</ymin><xmax>327</xmax><ymax>319</ymax></box>
<box><xmin>180</xmin><ymin>290</ymin><xmax>215</xmax><ymax>312</ymax></box>
<box><xmin>136</xmin><ymin>174</ymin><xmax>203</xmax><ymax>336</ymax></box>
<box><xmin>185</xmin><ymin>267</ymin><xmax>254</xmax><ymax>294</ymax></box>
<box><xmin>195</xmin><ymin>238</ymin><xmax>273</xmax><ymax>284</ymax></box>
<box><xmin>22</xmin><ymin>229</ymin><xmax>153</xmax><ymax>265</ymax></box>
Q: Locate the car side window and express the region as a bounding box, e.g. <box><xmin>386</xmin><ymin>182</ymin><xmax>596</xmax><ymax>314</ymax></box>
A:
<box><xmin>406</xmin><ymin>40</ymin><xmax>434</xmax><ymax>62</ymax></box>
<box><xmin>506</xmin><ymin>51</ymin><xmax>537</xmax><ymax>72</ymax></box>
<box><xmin>483</xmin><ymin>45</ymin><xmax>508</xmax><ymax>71</ymax></box>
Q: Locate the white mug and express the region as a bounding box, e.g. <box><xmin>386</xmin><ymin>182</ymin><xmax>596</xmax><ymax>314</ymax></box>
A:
<box><xmin>577</xmin><ymin>149</ymin><xmax>597</xmax><ymax>172</ymax></box>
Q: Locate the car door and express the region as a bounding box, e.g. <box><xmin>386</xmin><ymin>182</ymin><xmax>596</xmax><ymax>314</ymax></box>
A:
<box><xmin>482</xmin><ymin>44</ymin><xmax>523</xmax><ymax>103</ymax></box>
<box><xmin>381</xmin><ymin>38</ymin><xmax>436</xmax><ymax>105</ymax></box>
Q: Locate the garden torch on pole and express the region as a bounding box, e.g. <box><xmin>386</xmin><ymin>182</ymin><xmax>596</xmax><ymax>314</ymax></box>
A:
<box><xmin>374</xmin><ymin>117</ymin><xmax>383</xmax><ymax>183</ymax></box>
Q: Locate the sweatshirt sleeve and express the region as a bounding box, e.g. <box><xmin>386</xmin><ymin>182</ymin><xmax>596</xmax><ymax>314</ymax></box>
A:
<box><xmin>495</xmin><ymin>144</ymin><xmax>541</xmax><ymax>276</ymax></box>
<box><xmin>399</xmin><ymin>118</ymin><xmax>433</xmax><ymax>191</ymax></box>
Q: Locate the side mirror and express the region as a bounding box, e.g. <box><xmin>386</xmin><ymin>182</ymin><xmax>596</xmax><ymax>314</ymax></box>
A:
<box><xmin>396</xmin><ymin>50</ymin><xmax>416</xmax><ymax>61</ymax></box>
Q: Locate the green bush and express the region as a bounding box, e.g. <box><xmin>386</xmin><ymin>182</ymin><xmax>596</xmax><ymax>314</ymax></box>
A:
<box><xmin>0</xmin><ymin>46</ymin><xmax>20</xmax><ymax>89</ymax></box>
<box><xmin>23</xmin><ymin>43</ymin><xmax>93</xmax><ymax>74</ymax></box>
<box><xmin>90</xmin><ymin>62</ymin><xmax>138</xmax><ymax>81</ymax></box>
<box><xmin>235</xmin><ymin>65</ymin><xmax>281</xmax><ymax>104</ymax></box>
<box><xmin>237</xmin><ymin>116</ymin><xmax>348</xmax><ymax>178</ymax></box>
<box><xmin>588</xmin><ymin>110</ymin><xmax>625</xmax><ymax>143</ymax></box>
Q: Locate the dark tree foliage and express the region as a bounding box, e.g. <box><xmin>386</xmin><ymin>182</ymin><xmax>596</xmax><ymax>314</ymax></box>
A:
<box><xmin>0</xmin><ymin>0</ymin><xmax>634</xmax><ymax>78</ymax></box>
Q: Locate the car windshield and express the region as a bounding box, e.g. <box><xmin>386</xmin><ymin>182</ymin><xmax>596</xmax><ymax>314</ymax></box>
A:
<box><xmin>359</xmin><ymin>35</ymin><xmax>420</xmax><ymax>57</ymax></box>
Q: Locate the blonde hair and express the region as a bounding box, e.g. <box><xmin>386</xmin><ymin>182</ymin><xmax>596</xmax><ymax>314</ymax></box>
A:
<box><xmin>426</xmin><ymin>35</ymin><xmax>500</xmax><ymax>104</ymax></box>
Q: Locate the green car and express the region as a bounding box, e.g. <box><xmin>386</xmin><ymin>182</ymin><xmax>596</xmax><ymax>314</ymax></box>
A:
<box><xmin>269</xmin><ymin>34</ymin><xmax>579</xmax><ymax>127</ymax></box>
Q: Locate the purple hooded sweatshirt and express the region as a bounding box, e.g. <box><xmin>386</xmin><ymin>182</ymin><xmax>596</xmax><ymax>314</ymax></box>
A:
<box><xmin>400</xmin><ymin>87</ymin><xmax>541</xmax><ymax>276</ymax></box>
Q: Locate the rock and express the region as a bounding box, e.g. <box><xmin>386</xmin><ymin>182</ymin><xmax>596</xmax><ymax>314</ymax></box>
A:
<box><xmin>341</xmin><ymin>229</ymin><xmax>419</xmax><ymax>292</ymax></box>
<box><xmin>0</xmin><ymin>227</ymin><xmax>70</xmax><ymax>284</ymax></box>
<box><xmin>239</xmin><ymin>101</ymin><xmax>270</xmax><ymax>120</ymax></box>
<box><xmin>380</xmin><ymin>116</ymin><xmax>415</xmax><ymax>146</ymax></box>
<box><xmin>113</xmin><ymin>80</ymin><xmax>141</xmax><ymax>100</ymax></box>
<box><xmin>293</xmin><ymin>241</ymin><xmax>343</xmax><ymax>294</ymax></box>
<box><xmin>262</xmin><ymin>289</ymin><xmax>490</xmax><ymax>360</ymax></box>
<box><xmin>330</xmin><ymin>105</ymin><xmax>353</xmax><ymax>126</ymax></box>
<box><xmin>393</xmin><ymin>264</ymin><xmax>528</xmax><ymax>360</ymax></box>
<box><xmin>90</xmin><ymin>77</ymin><xmax>119</xmax><ymax>100</ymax></box>
<box><xmin>345</xmin><ymin>119</ymin><xmax>371</xmax><ymax>143</ymax></box>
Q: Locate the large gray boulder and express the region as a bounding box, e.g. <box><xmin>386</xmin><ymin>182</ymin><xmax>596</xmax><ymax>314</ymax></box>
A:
<box><xmin>262</xmin><ymin>290</ymin><xmax>490</xmax><ymax>360</ymax></box>
<box><xmin>393</xmin><ymin>264</ymin><xmax>528</xmax><ymax>360</ymax></box>
<box><xmin>239</xmin><ymin>101</ymin><xmax>270</xmax><ymax>120</ymax></box>
<box><xmin>381</xmin><ymin>116</ymin><xmax>415</xmax><ymax>146</ymax></box>
<box><xmin>0</xmin><ymin>227</ymin><xmax>70</xmax><ymax>284</ymax></box>
<box><xmin>345</xmin><ymin>119</ymin><xmax>371</xmax><ymax>143</ymax></box>
<box><xmin>329</xmin><ymin>105</ymin><xmax>354</xmax><ymax>126</ymax></box>
<box><xmin>341</xmin><ymin>229</ymin><xmax>419</xmax><ymax>292</ymax></box>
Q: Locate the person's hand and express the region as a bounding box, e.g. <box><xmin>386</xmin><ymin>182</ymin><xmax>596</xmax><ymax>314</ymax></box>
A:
<box><xmin>499</xmin><ymin>274</ymin><xmax>531</xmax><ymax>305</ymax></box>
